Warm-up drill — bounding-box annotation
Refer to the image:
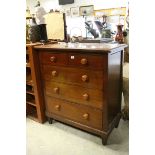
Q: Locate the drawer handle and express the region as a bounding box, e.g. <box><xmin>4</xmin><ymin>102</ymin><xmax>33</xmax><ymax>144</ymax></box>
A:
<box><xmin>82</xmin><ymin>113</ymin><xmax>89</xmax><ymax>120</ymax></box>
<box><xmin>50</xmin><ymin>56</ymin><xmax>56</xmax><ymax>62</ymax></box>
<box><xmin>81</xmin><ymin>75</ymin><xmax>89</xmax><ymax>82</ymax></box>
<box><xmin>55</xmin><ymin>105</ymin><xmax>61</xmax><ymax>111</ymax></box>
<box><xmin>53</xmin><ymin>87</ymin><xmax>59</xmax><ymax>94</ymax></box>
<box><xmin>83</xmin><ymin>93</ymin><xmax>89</xmax><ymax>100</ymax></box>
<box><xmin>52</xmin><ymin>70</ymin><xmax>58</xmax><ymax>77</ymax></box>
<box><xmin>81</xmin><ymin>58</ymin><xmax>88</xmax><ymax>65</ymax></box>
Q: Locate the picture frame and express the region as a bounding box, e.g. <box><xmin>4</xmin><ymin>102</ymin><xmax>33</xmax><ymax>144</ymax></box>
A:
<box><xmin>79</xmin><ymin>5</ymin><xmax>94</xmax><ymax>16</ymax></box>
<box><xmin>70</xmin><ymin>7</ymin><xmax>79</xmax><ymax>17</ymax></box>
<box><xmin>65</xmin><ymin>9</ymin><xmax>71</xmax><ymax>16</ymax></box>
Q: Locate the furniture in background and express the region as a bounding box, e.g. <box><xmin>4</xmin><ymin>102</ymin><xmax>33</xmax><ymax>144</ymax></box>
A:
<box><xmin>26</xmin><ymin>43</ymin><xmax>46</xmax><ymax>123</ymax></box>
<box><xmin>32</xmin><ymin>42</ymin><xmax>127</xmax><ymax>144</ymax></box>
<box><xmin>26</xmin><ymin>7</ymin><xmax>32</xmax><ymax>43</ymax></box>
<box><xmin>29</xmin><ymin>16</ymin><xmax>41</xmax><ymax>43</ymax></box>
<box><xmin>122</xmin><ymin>11</ymin><xmax>129</xmax><ymax>118</ymax></box>
<box><xmin>122</xmin><ymin>62</ymin><xmax>129</xmax><ymax>120</ymax></box>
<box><xmin>115</xmin><ymin>24</ymin><xmax>124</xmax><ymax>43</ymax></box>
<box><xmin>94</xmin><ymin>7</ymin><xmax>127</xmax><ymax>28</ymax></box>
<box><xmin>44</xmin><ymin>12</ymin><xmax>67</xmax><ymax>41</ymax></box>
<box><xmin>123</xmin><ymin>29</ymin><xmax>129</xmax><ymax>62</ymax></box>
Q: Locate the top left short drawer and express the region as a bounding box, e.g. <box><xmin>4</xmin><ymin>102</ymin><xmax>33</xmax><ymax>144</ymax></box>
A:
<box><xmin>39</xmin><ymin>52</ymin><xmax>68</xmax><ymax>66</ymax></box>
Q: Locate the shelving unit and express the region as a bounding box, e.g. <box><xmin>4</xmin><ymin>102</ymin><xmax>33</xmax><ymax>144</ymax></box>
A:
<box><xmin>94</xmin><ymin>7</ymin><xmax>126</xmax><ymax>16</ymax></box>
<box><xmin>26</xmin><ymin>43</ymin><xmax>46</xmax><ymax>123</ymax></box>
<box><xmin>94</xmin><ymin>7</ymin><xmax>127</xmax><ymax>28</ymax></box>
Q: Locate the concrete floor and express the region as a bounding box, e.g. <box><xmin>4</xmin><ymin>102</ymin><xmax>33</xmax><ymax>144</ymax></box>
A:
<box><xmin>26</xmin><ymin>118</ymin><xmax>129</xmax><ymax>155</ymax></box>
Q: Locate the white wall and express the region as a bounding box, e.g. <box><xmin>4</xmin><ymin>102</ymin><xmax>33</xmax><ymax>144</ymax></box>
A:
<box><xmin>27</xmin><ymin>0</ymin><xmax>127</xmax><ymax>14</ymax></box>
<box><xmin>26</xmin><ymin>0</ymin><xmax>128</xmax><ymax>38</ymax></box>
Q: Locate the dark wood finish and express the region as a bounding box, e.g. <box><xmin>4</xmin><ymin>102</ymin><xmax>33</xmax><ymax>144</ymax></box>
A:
<box><xmin>68</xmin><ymin>53</ymin><xmax>107</xmax><ymax>69</ymax></box>
<box><xmin>46</xmin><ymin>112</ymin><xmax>104</xmax><ymax>135</ymax></box>
<box><xmin>39</xmin><ymin>52</ymin><xmax>68</xmax><ymax>65</ymax></box>
<box><xmin>26</xmin><ymin>80</ymin><xmax>34</xmax><ymax>86</ymax></box>
<box><xmin>45</xmin><ymin>96</ymin><xmax>102</xmax><ymax>130</ymax></box>
<box><xmin>107</xmin><ymin>51</ymin><xmax>123</xmax><ymax>124</ymax></box>
<box><xmin>39</xmin><ymin>51</ymin><xmax>107</xmax><ymax>70</ymax></box>
<box><xmin>26</xmin><ymin>63</ymin><xmax>31</xmax><ymax>67</ymax></box>
<box><xmin>26</xmin><ymin>103</ymin><xmax>38</xmax><ymax>120</ymax></box>
<box><xmin>26</xmin><ymin>101</ymin><xmax>36</xmax><ymax>107</ymax></box>
<box><xmin>41</xmin><ymin>65</ymin><xmax>105</xmax><ymax>90</ymax></box>
<box><xmin>34</xmin><ymin>42</ymin><xmax>127</xmax><ymax>52</ymax></box>
<box><xmin>44</xmin><ymin>81</ymin><xmax>103</xmax><ymax>109</ymax></box>
<box><xmin>26</xmin><ymin>90</ymin><xmax>34</xmax><ymax>95</ymax></box>
<box><xmin>32</xmin><ymin>43</ymin><xmax>127</xmax><ymax>144</ymax></box>
<box><xmin>26</xmin><ymin>44</ymin><xmax>46</xmax><ymax>123</ymax></box>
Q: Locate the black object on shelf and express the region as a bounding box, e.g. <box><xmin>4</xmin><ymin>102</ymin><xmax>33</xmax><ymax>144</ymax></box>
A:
<box><xmin>29</xmin><ymin>17</ymin><xmax>41</xmax><ymax>43</ymax></box>
<box><xmin>38</xmin><ymin>24</ymin><xmax>48</xmax><ymax>42</ymax></box>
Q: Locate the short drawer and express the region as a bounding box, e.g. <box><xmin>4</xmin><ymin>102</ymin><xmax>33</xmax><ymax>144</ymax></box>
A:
<box><xmin>39</xmin><ymin>52</ymin><xmax>68</xmax><ymax>66</ymax></box>
<box><xmin>44</xmin><ymin>81</ymin><xmax>103</xmax><ymax>109</ymax></box>
<box><xmin>41</xmin><ymin>65</ymin><xmax>104</xmax><ymax>90</ymax></box>
<box><xmin>68</xmin><ymin>53</ymin><xmax>107</xmax><ymax>70</ymax></box>
<box><xmin>45</xmin><ymin>96</ymin><xmax>102</xmax><ymax>130</ymax></box>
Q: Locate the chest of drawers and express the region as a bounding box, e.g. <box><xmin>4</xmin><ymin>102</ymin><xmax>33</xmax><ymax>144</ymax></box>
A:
<box><xmin>33</xmin><ymin>43</ymin><xmax>127</xmax><ymax>145</ymax></box>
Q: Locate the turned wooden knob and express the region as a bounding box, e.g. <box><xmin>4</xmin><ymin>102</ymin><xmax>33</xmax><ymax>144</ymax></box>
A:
<box><xmin>82</xmin><ymin>113</ymin><xmax>89</xmax><ymax>120</ymax></box>
<box><xmin>53</xmin><ymin>87</ymin><xmax>59</xmax><ymax>94</ymax></box>
<box><xmin>83</xmin><ymin>93</ymin><xmax>89</xmax><ymax>100</ymax></box>
<box><xmin>81</xmin><ymin>75</ymin><xmax>89</xmax><ymax>82</ymax></box>
<box><xmin>81</xmin><ymin>58</ymin><xmax>88</xmax><ymax>65</ymax></box>
<box><xmin>50</xmin><ymin>56</ymin><xmax>56</xmax><ymax>62</ymax></box>
<box><xmin>55</xmin><ymin>105</ymin><xmax>60</xmax><ymax>111</ymax></box>
<box><xmin>52</xmin><ymin>70</ymin><xmax>58</xmax><ymax>77</ymax></box>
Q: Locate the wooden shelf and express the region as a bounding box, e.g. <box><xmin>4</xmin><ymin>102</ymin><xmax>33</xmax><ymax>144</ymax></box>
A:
<box><xmin>26</xmin><ymin>80</ymin><xmax>34</xmax><ymax>86</ymax></box>
<box><xmin>26</xmin><ymin>44</ymin><xmax>46</xmax><ymax>123</ymax></box>
<box><xmin>26</xmin><ymin>63</ymin><xmax>30</xmax><ymax>67</ymax></box>
<box><xmin>26</xmin><ymin>93</ymin><xmax>35</xmax><ymax>105</ymax></box>
<box><xmin>26</xmin><ymin>50</ymin><xmax>29</xmax><ymax>54</ymax></box>
<box><xmin>26</xmin><ymin>101</ymin><xmax>36</xmax><ymax>107</ymax></box>
<box><xmin>26</xmin><ymin>90</ymin><xmax>34</xmax><ymax>95</ymax></box>
<box><xmin>26</xmin><ymin>85</ymin><xmax>34</xmax><ymax>95</ymax></box>
<box><xmin>27</xmin><ymin>115</ymin><xmax>39</xmax><ymax>122</ymax></box>
<box><xmin>26</xmin><ymin>103</ymin><xmax>38</xmax><ymax>119</ymax></box>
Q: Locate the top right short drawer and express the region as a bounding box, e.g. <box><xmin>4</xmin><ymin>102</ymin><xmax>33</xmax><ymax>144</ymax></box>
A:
<box><xmin>68</xmin><ymin>53</ymin><xmax>107</xmax><ymax>70</ymax></box>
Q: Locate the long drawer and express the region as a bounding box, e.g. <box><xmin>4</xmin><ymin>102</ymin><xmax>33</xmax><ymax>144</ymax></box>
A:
<box><xmin>44</xmin><ymin>81</ymin><xmax>103</xmax><ymax>109</ymax></box>
<box><xmin>45</xmin><ymin>96</ymin><xmax>103</xmax><ymax>130</ymax></box>
<box><xmin>41</xmin><ymin>65</ymin><xmax>105</xmax><ymax>90</ymax></box>
<box><xmin>39</xmin><ymin>52</ymin><xmax>107</xmax><ymax>70</ymax></box>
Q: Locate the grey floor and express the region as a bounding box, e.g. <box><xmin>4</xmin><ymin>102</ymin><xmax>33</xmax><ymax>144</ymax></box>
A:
<box><xmin>26</xmin><ymin>118</ymin><xmax>129</xmax><ymax>155</ymax></box>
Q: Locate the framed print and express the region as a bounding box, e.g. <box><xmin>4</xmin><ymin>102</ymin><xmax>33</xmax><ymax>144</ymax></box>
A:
<box><xmin>70</xmin><ymin>7</ymin><xmax>79</xmax><ymax>17</ymax></box>
<box><xmin>65</xmin><ymin>9</ymin><xmax>71</xmax><ymax>16</ymax></box>
<box><xmin>79</xmin><ymin>5</ymin><xmax>94</xmax><ymax>16</ymax></box>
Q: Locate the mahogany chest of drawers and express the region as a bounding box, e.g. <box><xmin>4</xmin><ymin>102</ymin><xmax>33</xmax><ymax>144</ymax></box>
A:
<box><xmin>33</xmin><ymin>43</ymin><xmax>127</xmax><ymax>145</ymax></box>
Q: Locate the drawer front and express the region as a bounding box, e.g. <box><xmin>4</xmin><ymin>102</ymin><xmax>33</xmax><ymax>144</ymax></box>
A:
<box><xmin>39</xmin><ymin>52</ymin><xmax>68</xmax><ymax>66</ymax></box>
<box><xmin>41</xmin><ymin>65</ymin><xmax>104</xmax><ymax>90</ymax></box>
<box><xmin>44</xmin><ymin>81</ymin><xmax>103</xmax><ymax>109</ymax></box>
<box><xmin>45</xmin><ymin>96</ymin><xmax>102</xmax><ymax>130</ymax></box>
<box><xmin>68</xmin><ymin>53</ymin><xmax>107</xmax><ymax>70</ymax></box>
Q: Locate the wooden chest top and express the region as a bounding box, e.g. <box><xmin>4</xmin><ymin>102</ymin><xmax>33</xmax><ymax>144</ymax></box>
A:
<box><xmin>34</xmin><ymin>42</ymin><xmax>127</xmax><ymax>53</ymax></box>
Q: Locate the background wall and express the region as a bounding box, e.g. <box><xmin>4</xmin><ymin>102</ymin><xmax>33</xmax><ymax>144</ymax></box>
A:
<box><xmin>26</xmin><ymin>0</ymin><xmax>127</xmax><ymax>14</ymax></box>
<box><xmin>26</xmin><ymin>0</ymin><xmax>128</xmax><ymax>38</ymax></box>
